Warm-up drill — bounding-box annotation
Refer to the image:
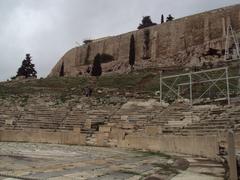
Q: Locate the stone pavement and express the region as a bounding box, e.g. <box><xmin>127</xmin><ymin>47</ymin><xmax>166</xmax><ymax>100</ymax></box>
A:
<box><xmin>0</xmin><ymin>142</ymin><xmax>224</xmax><ymax>180</ymax></box>
<box><xmin>171</xmin><ymin>156</ymin><xmax>225</xmax><ymax>180</ymax></box>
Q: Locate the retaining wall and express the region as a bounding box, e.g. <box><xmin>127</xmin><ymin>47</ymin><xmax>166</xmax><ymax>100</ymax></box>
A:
<box><xmin>1</xmin><ymin>129</ymin><xmax>235</xmax><ymax>158</ymax></box>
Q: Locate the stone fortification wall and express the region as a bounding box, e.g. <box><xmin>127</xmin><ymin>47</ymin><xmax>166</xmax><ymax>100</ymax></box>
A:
<box><xmin>49</xmin><ymin>4</ymin><xmax>240</xmax><ymax>77</ymax></box>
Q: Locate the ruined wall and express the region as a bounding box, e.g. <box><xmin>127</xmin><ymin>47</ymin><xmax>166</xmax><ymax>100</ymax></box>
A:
<box><xmin>49</xmin><ymin>4</ymin><xmax>240</xmax><ymax>77</ymax></box>
<box><xmin>0</xmin><ymin>96</ymin><xmax>240</xmax><ymax>158</ymax></box>
<box><xmin>118</xmin><ymin>135</ymin><xmax>219</xmax><ymax>158</ymax></box>
<box><xmin>0</xmin><ymin>130</ymin><xmax>219</xmax><ymax>158</ymax></box>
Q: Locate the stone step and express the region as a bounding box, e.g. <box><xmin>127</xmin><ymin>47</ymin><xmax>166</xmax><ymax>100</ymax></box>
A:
<box><xmin>180</xmin><ymin>129</ymin><xmax>227</xmax><ymax>134</ymax></box>
<box><xmin>184</xmin><ymin>125</ymin><xmax>229</xmax><ymax>130</ymax></box>
<box><xmin>189</xmin><ymin>122</ymin><xmax>229</xmax><ymax>126</ymax></box>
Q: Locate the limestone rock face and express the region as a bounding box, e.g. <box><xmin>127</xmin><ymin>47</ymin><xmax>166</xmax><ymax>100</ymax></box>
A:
<box><xmin>48</xmin><ymin>4</ymin><xmax>240</xmax><ymax>77</ymax></box>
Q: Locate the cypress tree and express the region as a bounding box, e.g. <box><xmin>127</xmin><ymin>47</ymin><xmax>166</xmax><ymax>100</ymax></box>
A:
<box><xmin>59</xmin><ymin>62</ymin><xmax>64</xmax><ymax>77</ymax></box>
<box><xmin>91</xmin><ymin>53</ymin><xmax>102</xmax><ymax>78</ymax></box>
<box><xmin>161</xmin><ymin>14</ymin><xmax>164</xmax><ymax>24</ymax></box>
<box><xmin>129</xmin><ymin>34</ymin><xmax>135</xmax><ymax>72</ymax></box>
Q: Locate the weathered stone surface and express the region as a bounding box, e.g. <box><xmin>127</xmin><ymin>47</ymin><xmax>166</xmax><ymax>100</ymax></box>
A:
<box><xmin>119</xmin><ymin>135</ymin><xmax>219</xmax><ymax>158</ymax></box>
<box><xmin>84</xmin><ymin>119</ymin><xmax>92</xmax><ymax>129</ymax></box>
<box><xmin>49</xmin><ymin>5</ymin><xmax>240</xmax><ymax>77</ymax></box>
<box><xmin>145</xmin><ymin>126</ymin><xmax>163</xmax><ymax>136</ymax></box>
<box><xmin>0</xmin><ymin>95</ymin><xmax>240</xmax><ymax>158</ymax></box>
<box><xmin>5</xmin><ymin>119</ymin><xmax>14</xmax><ymax>125</ymax></box>
<box><xmin>109</xmin><ymin>128</ymin><xmax>126</xmax><ymax>140</ymax></box>
<box><xmin>96</xmin><ymin>132</ymin><xmax>109</xmax><ymax>146</ymax></box>
<box><xmin>73</xmin><ymin>127</ymin><xmax>81</xmax><ymax>132</ymax></box>
<box><xmin>227</xmin><ymin>130</ymin><xmax>238</xmax><ymax>180</ymax></box>
<box><xmin>0</xmin><ymin>142</ymin><xmax>224</xmax><ymax>180</ymax></box>
<box><xmin>121</xmin><ymin>115</ymin><xmax>128</xmax><ymax>121</ymax></box>
<box><xmin>99</xmin><ymin>126</ymin><xmax>111</xmax><ymax>133</ymax></box>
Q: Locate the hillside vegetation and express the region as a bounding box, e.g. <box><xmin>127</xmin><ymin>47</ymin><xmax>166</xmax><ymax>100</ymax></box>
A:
<box><xmin>1</xmin><ymin>65</ymin><xmax>239</xmax><ymax>104</ymax></box>
<box><xmin>0</xmin><ymin>68</ymin><xmax>161</xmax><ymax>99</ymax></box>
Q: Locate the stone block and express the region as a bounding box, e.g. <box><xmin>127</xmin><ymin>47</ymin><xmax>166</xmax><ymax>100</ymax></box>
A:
<box><xmin>109</xmin><ymin>128</ymin><xmax>125</xmax><ymax>140</ymax></box>
<box><xmin>73</xmin><ymin>127</ymin><xmax>81</xmax><ymax>132</ymax></box>
<box><xmin>121</xmin><ymin>115</ymin><xmax>128</xmax><ymax>121</ymax></box>
<box><xmin>5</xmin><ymin>119</ymin><xmax>14</xmax><ymax>125</ymax></box>
<box><xmin>121</xmin><ymin>123</ymin><xmax>134</xmax><ymax>129</ymax></box>
<box><xmin>0</xmin><ymin>130</ymin><xmax>86</xmax><ymax>145</ymax></box>
<box><xmin>84</xmin><ymin>119</ymin><xmax>91</xmax><ymax>129</ymax></box>
<box><xmin>118</xmin><ymin>134</ymin><xmax>218</xmax><ymax>158</ymax></box>
<box><xmin>145</xmin><ymin>126</ymin><xmax>162</xmax><ymax>136</ymax></box>
<box><xmin>96</xmin><ymin>132</ymin><xmax>109</xmax><ymax>146</ymax></box>
<box><xmin>61</xmin><ymin>132</ymin><xmax>86</xmax><ymax>145</ymax></box>
<box><xmin>99</xmin><ymin>126</ymin><xmax>111</xmax><ymax>132</ymax></box>
<box><xmin>107</xmin><ymin>122</ymin><xmax>117</xmax><ymax>126</ymax></box>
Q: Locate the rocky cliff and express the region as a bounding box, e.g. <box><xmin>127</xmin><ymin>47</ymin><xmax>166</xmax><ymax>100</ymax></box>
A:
<box><xmin>49</xmin><ymin>4</ymin><xmax>240</xmax><ymax>77</ymax></box>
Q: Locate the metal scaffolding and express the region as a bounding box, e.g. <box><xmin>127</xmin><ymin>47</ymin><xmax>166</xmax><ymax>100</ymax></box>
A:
<box><xmin>160</xmin><ymin>67</ymin><xmax>231</xmax><ymax>106</ymax></box>
<box><xmin>224</xmin><ymin>24</ymin><xmax>240</xmax><ymax>91</ymax></box>
<box><xmin>224</xmin><ymin>25</ymin><xmax>240</xmax><ymax>61</ymax></box>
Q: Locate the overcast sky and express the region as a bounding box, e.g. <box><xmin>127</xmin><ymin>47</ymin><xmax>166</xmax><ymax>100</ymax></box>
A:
<box><xmin>0</xmin><ymin>0</ymin><xmax>239</xmax><ymax>81</ymax></box>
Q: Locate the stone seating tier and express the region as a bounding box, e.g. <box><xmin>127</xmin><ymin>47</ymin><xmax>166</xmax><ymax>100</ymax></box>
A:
<box><xmin>0</xmin><ymin>100</ymin><xmax>240</xmax><ymax>139</ymax></box>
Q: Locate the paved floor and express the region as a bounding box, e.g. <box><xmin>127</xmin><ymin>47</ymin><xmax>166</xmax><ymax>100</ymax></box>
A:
<box><xmin>0</xmin><ymin>142</ymin><xmax>225</xmax><ymax>180</ymax></box>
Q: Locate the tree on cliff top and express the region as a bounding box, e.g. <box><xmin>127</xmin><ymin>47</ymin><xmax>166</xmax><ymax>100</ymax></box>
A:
<box><xmin>129</xmin><ymin>34</ymin><xmax>135</xmax><ymax>72</ymax></box>
<box><xmin>91</xmin><ymin>53</ymin><xmax>102</xmax><ymax>78</ymax></box>
<box><xmin>161</xmin><ymin>14</ymin><xmax>164</xmax><ymax>24</ymax></box>
<box><xmin>138</xmin><ymin>16</ymin><xmax>157</xmax><ymax>29</ymax></box>
<box><xmin>15</xmin><ymin>54</ymin><xmax>37</xmax><ymax>78</ymax></box>
<box><xmin>166</xmin><ymin>14</ymin><xmax>174</xmax><ymax>22</ymax></box>
<box><xmin>59</xmin><ymin>62</ymin><xmax>64</xmax><ymax>77</ymax></box>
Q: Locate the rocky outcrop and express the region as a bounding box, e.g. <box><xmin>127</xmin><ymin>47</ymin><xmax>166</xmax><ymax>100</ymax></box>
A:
<box><xmin>49</xmin><ymin>4</ymin><xmax>240</xmax><ymax>77</ymax></box>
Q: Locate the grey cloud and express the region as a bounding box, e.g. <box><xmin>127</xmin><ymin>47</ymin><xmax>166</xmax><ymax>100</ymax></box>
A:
<box><xmin>0</xmin><ymin>0</ymin><xmax>239</xmax><ymax>81</ymax></box>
